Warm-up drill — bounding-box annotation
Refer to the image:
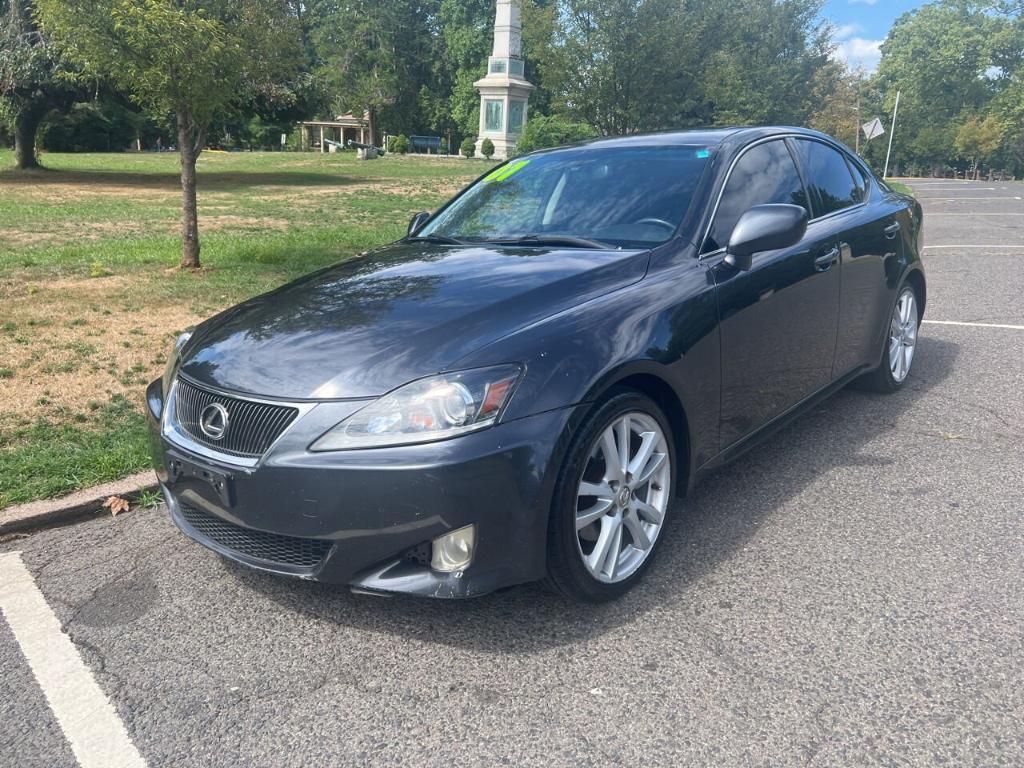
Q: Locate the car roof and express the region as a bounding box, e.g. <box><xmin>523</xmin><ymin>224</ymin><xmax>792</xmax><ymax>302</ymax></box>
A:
<box><xmin>537</xmin><ymin>126</ymin><xmax>840</xmax><ymax>152</ymax></box>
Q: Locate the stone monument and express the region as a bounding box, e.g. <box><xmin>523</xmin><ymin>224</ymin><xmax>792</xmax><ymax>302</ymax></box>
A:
<box><xmin>473</xmin><ymin>0</ymin><xmax>535</xmax><ymax>160</ymax></box>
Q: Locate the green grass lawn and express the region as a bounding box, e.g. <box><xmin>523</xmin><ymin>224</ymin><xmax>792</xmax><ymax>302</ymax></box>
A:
<box><xmin>886</xmin><ymin>181</ymin><xmax>916</xmax><ymax>197</ymax></box>
<box><xmin>0</xmin><ymin>149</ymin><xmax>491</xmax><ymax>509</ymax></box>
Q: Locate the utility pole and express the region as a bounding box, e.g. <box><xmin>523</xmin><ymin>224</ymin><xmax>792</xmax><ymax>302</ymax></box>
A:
<box><xmin>855</xmin><ymin>94</ymin><xmax>861</xmax><ymax>155</ymax></box>
<box><xmin>883</xmin><ymin>90</ymin><xmax>901</xmax><ymax>179</ymax></box>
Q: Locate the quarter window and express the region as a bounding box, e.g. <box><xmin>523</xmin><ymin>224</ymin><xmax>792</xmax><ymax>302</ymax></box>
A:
<box><xmin>704</xmin><ymin>140</ymin><xmax>809</xmax><ymax>253</ymax></box>
<box><xmin>846</xmin><ymin>157</ymin><xmax>870</xmax><ymax>203</ymax></box>
<box><xmin>793</xmin><ymin>139</ymin><xmax>860</xmax><ymax>215</ymax></box>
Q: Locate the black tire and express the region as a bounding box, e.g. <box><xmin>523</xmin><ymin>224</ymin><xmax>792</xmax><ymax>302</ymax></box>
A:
<box><xmin>545</xmin><ymin>389</ymin><xmax>676</xmax><ymax>603</ymax></box>
<box><xmin>855</xmin><ymin>283</ymin><xmax>920</xmax><ymax>394</ymax></box>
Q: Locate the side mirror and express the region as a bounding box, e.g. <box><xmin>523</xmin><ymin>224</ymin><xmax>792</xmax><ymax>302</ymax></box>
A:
<box><xmin>408</xmin><ymin>211</ymin><xmax>431</xmax><ymax>236</ymax></box>
<box><xmin>725</xmin><ymin>204</ymin><xmax>808</xmax><ymax>270</ymax></box>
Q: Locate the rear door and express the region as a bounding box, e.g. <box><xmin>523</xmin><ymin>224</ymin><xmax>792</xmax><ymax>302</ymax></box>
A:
<box><xmin>790</xmin><ymin>138</ymin><xmax>896</xmax><ymax>377</ymax></box>
<box><xmin>706</xmin><ymin>139</ymin><xmax>841</xmax><ymax>449</ymax></box>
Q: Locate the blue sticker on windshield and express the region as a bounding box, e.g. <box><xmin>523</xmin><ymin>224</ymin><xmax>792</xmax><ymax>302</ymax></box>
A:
<box><xmin>696</xmin><ymin>149</ymin><xmax>711</xmax><ymax>159</ymax></box>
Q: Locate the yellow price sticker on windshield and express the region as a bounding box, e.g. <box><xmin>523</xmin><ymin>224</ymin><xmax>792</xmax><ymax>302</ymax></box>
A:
<box><xmin>484</xmin><ymin>159</ymin><xmax>531</xmax><ymax>183</ymax></box>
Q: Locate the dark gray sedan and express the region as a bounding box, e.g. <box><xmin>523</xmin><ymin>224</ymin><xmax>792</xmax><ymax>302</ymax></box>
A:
<box><xmin>148</xmin><ymin>127</ymin><xmax>925</xmax><ymax>601</ymax></box>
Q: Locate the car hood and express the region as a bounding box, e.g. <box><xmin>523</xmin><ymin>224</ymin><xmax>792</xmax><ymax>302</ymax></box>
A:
<box><xmin>179</xmin><ymin>241</ymin><xmax>649</xmax><ymax>400</ymax></box>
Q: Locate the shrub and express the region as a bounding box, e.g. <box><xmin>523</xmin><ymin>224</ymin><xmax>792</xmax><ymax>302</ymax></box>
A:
<box><xmin>481</xmin><ymin>138</ymin><xmax>495</xmax><ymax>159</ymax></box>
<box><xmin>390</xmin><ymin>134</ymin><xmax>410</xmax><ymax>154</ymax></box>
<box><xmin>514</xmin><ymin>115</ymin><xmax>599</xmax><ymax>154</ymax></box>
<box><xmin>460</xmin><ymin>136</ymin><xmax>476</xmax><ymax>158</ymax></box>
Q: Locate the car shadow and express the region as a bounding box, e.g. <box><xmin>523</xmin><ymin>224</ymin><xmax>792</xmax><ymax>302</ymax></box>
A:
<box><xmin>0</xmin><ymin>168</ymin><xmax>367</xmax><ymax>192</ymax></box>
<box><xmin>233</xmin><ymin>335</ymin><xmax>958</xmax><ymax>654</ymax></box>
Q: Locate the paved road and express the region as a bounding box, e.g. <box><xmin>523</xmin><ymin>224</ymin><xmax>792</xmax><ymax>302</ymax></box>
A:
<box><xmin>3</xmin><ymin>178</ymin><xmax>1023</xmax><ymax>767</ymax></box>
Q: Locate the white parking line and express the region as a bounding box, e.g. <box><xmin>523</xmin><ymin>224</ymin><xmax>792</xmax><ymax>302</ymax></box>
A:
<box><xmin>918</xmin><ymin>197</ymin><xmax>1023</xmax><ymax>200</ymax></box>
<box><xmin>913</xmin><ymin>187</ymin><xmax>998</xmax><ymax>191</ymax></box>
<box><xmin>924</xmin><ymin>245</ymin><xmax>1024</xmax><ymax>250</ymax></box>
<box><xmin>924</xmin><ymin>320</ymin><xmax>1024</xmax><ymax>331</ymax></box>
<box><xmin>0</xmin><ymin>552</ymin><xmax>147</xmax><ymax>768</ymax></box>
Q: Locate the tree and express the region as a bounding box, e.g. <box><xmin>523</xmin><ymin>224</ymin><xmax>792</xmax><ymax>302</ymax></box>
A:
<box><xmin>0</xmin><ymin>0</ymin><xmax>79</xmax><ymax>168</ymax></box>
<box><xmin>956</xmin><ymin>115</ymin><xmax>1005</xmax><ymax>177</ymax></box>
<box><xmin>525</xmin><ymin>0</ymin><xmax>832</xmax><ymax>134</ymax></box>
<box><xmin>808</xmin><ymin>64</ymin><xmax>868</xmax><ymax>152</ymax></box>
<box><xmin>35</xmin><ymin>0</ymin><xmax>301</xmax><ymax>268</ymax></box>
<box><xmin>460</xmin><ymin>136</ymin><xmax>475</xmax><ymax>157</ymax></box>
<box><xmin>530</xmin><ymin>0</ymin><xmax>697</xmax><ymax>134</ymax></box>
<box><xmin>701</xmin><ymin>0</ymin><xmax>832</xmax><ymax>126</ymax></box>
<box><xmin>873</xmin><ymin>1</ymin><xmax>1001</xmax><ymax>172</ymax></box>
<box><xmin>314</xmin><ymin>0</ymin><xmax>439</xmax><ymax>144</ymax></box>
<box><xmin>437</xmin><ymin>0</ymin><xmax>493</xmax><ymax>138</ymax></box>
<box><xmin>480</xmin><ymin>137</ymin><xmax>494</xmax><ymax>158</ymax></box>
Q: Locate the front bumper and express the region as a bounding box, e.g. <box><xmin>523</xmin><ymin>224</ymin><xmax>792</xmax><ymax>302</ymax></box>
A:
<box><xmin>147</xmin><ymin>379</ymin><xmax>579</xmax><ymax>598</ymax></box>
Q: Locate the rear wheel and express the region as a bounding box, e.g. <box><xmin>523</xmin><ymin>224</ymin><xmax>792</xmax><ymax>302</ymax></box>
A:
<box><xmin>857</xmin><ymin>284</ymin><xmax>920</xmax><ymax>393</ymax></box>
<box><xmin>546</xmin><ymin>390</ymin><xmax>674</xmax><ymax>602</ymax></box>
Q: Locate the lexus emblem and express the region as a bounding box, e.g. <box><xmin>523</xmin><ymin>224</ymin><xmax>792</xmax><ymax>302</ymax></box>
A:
<box><xmin>199</xmin><ymin>403</ymin><xmax>230</xmax><ymax>440</ymax></box>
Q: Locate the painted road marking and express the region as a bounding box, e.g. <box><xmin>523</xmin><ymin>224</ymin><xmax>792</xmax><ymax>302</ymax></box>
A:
<box><xmin>0</xmin><ymin>552</ymin><xmax>147</xmax><ymax>768</ymax></box>
<box><xmin>917</xmin><ymin>196</ymin><xmax>1023</xmax><ymax>200</ymax></box>
<box><xmin>924</xmin><ymin>320</ymin><xmax>1024</xmax><ymax>331</ymax></box>
<box><xmin>924</xmin><ymin>245</ymin><xmax>1024</xmax><ymax>250</ymax></box>
<box><xmin>913</xmin><ymin>186</ymin><xmax>998</xmax><ymax>191</ymax></box>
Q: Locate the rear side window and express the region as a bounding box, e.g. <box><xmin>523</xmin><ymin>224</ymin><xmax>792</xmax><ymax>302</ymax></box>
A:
<box><xmin>793</xmin><ymin>139</ymin><xmax>860</xmax><ymax>215</ymax></box>
<box><xmin>704</xmin><ymin>140</ymin><xmax>809</xmax><ymax>253</ymax></box>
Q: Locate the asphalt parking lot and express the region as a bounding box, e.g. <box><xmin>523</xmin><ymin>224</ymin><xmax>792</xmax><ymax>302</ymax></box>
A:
<box><xmin>3</xmin><ymin>178</ymin><xmax>1023</xmax><ymax>767</ymax></box>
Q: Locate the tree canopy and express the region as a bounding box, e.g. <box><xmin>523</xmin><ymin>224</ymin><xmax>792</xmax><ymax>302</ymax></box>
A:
<box><xmin>0</xmin><ymin>0</ymin><xmax>80</xmax><ymax>167</ymax></box>
<box><xmin>34</xmin><ymin>0</ymin><xmax>303</xmax><ymax>267</ymax></box>
<box><xmin>872</xmin><ymin>0</ymin><xmax>1024</xmax><ymax>176</ymax></box>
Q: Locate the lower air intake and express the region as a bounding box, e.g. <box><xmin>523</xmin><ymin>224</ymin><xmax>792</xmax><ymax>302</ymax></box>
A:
<box><xmin>179</xmin><ymin>504</ymin><xmax>331</xmax><ymax>570</ymax></box>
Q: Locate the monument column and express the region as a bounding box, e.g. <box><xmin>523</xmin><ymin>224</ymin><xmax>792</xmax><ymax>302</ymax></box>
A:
<box><xmin>473</xmin><ymin>0</ymin><xmax>535</xmax><ymax>160</ymax></box>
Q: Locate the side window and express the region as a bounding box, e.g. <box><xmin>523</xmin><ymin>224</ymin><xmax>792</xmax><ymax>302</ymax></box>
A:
<box><xmin>793</xmin><ymin>139</ymin><xmax>860</xmax><ymax>215</ymax></box>
<box><xmin>704</xmin><ymin>140</ymin><xmax>809</xmax><ymax>253</ymax></box>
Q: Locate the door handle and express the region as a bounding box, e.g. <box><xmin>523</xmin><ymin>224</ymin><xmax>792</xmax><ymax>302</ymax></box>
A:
<box><xmin>814</xmin><ymin>247</ymin><xmax>840</xmax><ymax>271</ymax></box>
<box><xmin>884</xmin><ymin>221</ymin><xmax>901</xmax><ymax>239</ymax></box>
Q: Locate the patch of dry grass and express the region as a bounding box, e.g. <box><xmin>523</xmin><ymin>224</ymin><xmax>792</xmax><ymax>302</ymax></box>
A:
<box><xmin>0</xmin><ymin>150</ymin><xmax>491</xmax><ymax>506</ymax></box>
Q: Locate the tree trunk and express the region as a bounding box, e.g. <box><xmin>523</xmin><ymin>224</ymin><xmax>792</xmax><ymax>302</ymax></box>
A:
<box><xmin>177</xmin><ymin>109</ymin><xmax>202</xmax><ymax>269</ymax></box>
<box><xmin>13</xmin><ymin>104</ymin><xmax>47</xmax><ymax>170</ymax></box>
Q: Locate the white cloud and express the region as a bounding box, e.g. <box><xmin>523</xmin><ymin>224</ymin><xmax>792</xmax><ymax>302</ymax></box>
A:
<box><xmin>833</xmin><ymin>23</ymin><xmax>863</xmax><ymax>39</ymax></box>
<box><xmin>832</xmin><ymin>36</ymin><xmax>884</xmax><ymax>73</ymax></box>
<box><xmin>849</xmin><ymin>0</ymin><xmax>878</xmax><ymax>5</ymax></box>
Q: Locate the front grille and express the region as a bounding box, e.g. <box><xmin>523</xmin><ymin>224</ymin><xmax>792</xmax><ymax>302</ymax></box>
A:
<box><xmin>172</xmin><ymin>377</ymin><xmax>299</xmax><ymax>458</ymax></box>
<box><xmin>179</xmin><ymin>505</ymin><xmax>332</xmax><ymax>569</ymax></box>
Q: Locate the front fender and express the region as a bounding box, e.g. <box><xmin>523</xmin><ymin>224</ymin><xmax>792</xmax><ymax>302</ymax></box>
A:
<box><xmin>457</xmin><ymin>256</ymin><xmax>722</xmax><ymax>474</ymax></box>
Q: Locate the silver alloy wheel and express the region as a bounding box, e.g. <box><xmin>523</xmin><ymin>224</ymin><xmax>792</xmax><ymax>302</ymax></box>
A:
<box><xmin>575</xmin><ymin>412</ymin><xmax>671</xmax><ymax>583</ymax></box>
<box><xmin>889</xmin><ymin>289</ymin><xmax>919</xmax><ymax>383</ymax></box>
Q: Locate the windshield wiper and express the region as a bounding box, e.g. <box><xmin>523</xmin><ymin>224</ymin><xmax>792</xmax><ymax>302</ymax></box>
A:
<box><xmin>478</xmin><ymin>234</ymin><xmax>615</xmax><ymax>250</ymax></box>
<box><xmin>406</xmin><ymin>234</ymin><xmax>468</xmax><ymax>246</ymax></box>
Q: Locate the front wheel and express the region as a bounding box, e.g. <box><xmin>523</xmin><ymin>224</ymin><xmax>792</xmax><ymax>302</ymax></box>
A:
<box><xmin>546</xmin><ymin>390</ymin><xmax>675</xmax><ymax>602</ymax></box>
<box><xmin>856</xmin><ymin>284</ymin><xmax>920</xmax><ymax>393</ymax></box>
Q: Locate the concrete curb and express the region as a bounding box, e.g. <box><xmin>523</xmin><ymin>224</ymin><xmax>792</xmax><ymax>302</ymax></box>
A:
<box><xmin>0</xmin><ymin>471</ymin><xmax>158</xmax><ymax>535</ymax></box>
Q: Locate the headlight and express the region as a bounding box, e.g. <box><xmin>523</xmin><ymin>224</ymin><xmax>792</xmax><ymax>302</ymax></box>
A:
<box><xmin>310</xmin><ymin>364</ymin><xmax>523</xmax><ymax>451</ymax></box>
<box><xmin>162</xmin><ymin>329</ymin><xmax>193</xmax><ymax>396</ymax></box>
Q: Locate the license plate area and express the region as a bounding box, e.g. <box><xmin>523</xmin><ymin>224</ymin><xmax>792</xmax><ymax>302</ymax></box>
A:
<box><xmin>166</xmin><ymin>452</ymin><xmax>234</xmax><ymax>507</ymax></box>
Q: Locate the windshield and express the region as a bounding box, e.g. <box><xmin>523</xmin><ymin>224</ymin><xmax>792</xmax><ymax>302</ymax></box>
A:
<box><xmin>419</xmin><ymin>145</ymin><xmax>712</xmax><ymax>249</ymax></box>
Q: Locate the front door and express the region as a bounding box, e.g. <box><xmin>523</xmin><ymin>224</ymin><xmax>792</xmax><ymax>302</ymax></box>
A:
<box><xmin>703</xmin><ymin>139</ymin><xmax>841</xmax><ymax>449</ymax></box>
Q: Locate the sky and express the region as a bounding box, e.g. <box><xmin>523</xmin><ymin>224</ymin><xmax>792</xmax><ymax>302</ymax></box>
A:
<box><xmin>822</xmin><ymin>0</ymin><xmax>925</xmax><ymax>73</ymax></box>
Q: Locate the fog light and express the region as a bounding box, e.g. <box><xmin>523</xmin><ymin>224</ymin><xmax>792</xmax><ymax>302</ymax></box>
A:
<box><xmin>431</xmin><ymin>525</ymin><xmax>476</xmax><ymax>572</ymax></box>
